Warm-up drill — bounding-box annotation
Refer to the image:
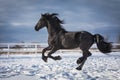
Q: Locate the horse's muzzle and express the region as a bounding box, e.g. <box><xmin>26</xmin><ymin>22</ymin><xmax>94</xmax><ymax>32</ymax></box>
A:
<box><xmin>35</xmin><ymin>25</ymin><xmax>39</xmax><ymax>31</ymax></box>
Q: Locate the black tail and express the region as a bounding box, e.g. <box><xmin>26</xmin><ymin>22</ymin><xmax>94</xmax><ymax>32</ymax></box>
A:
<box><xmin>94</xmin><ymin>34</ymin><xmax>112</xmax><ymax>53</ymax></box>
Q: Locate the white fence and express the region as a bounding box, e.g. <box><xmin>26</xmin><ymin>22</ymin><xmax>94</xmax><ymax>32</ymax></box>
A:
<box><xmin>0</xmin><ymin>43</ymin><xmax>47</xmax><ymax>54</ymax></box>
<box><xmin>0</xmin><ymin>43</ymin><xmax>83</xmax><ymax>54</ymax></box>
<box><xmin>0</xmin><ymin>43</ymin><xmax>120</xmax><ymax>54</ymax></box>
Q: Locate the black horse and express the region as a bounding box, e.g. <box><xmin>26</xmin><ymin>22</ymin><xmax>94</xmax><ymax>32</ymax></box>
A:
<box><xmin>35</xmin><ymin>13</ymin><xmax>112</xmax><ymax>70</ymax></box>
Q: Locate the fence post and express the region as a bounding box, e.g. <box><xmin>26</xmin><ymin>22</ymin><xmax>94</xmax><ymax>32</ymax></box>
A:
<box><xmin>7</xmin><ymin>44</ymin><xmax>10</xmax><ymax>57</ymax></box>
<box><xmin>35</xmin><ymin>44</ymin><xmax>37</xmax><ymax>54</ymax></box>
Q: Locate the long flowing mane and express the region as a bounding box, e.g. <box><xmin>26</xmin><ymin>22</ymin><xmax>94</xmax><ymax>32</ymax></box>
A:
<box><xmin>43</xmin><ymin>13</ymin><xmax>67</xmax><ymax>32</ymax></box>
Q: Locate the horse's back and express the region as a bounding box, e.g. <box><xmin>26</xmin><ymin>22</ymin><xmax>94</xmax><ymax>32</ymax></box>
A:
<box><xmin>60</xmin><ymin>31</ymin><xmax>93</xmax><ymax>49</ymax></box>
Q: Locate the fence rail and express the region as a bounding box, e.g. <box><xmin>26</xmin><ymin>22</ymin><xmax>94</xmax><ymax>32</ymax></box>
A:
<box><xmin>0</xmin><ymin>43</ymin><xmax>120</xmax><ymax>54</ymax></box>
<box><xmin>0</xmin><ymin>43</ymin><xmax>47</xmax><ymax>54</ymax></box>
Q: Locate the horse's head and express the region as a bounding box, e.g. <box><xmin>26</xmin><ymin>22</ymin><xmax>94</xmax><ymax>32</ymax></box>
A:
<box><xmin>35</xmin><ymin>13</ymin><xmax>64</xmax><ymax>31</ymax></box>
<box><xmin>35</xmin><ymin>14</ymin><xmax>49</xmax><ymax>31</ymax></box>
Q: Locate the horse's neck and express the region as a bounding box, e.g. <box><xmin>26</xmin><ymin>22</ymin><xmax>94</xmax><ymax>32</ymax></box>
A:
<box><xmin>47</xmin><ymin>21</ymin><xmax>61</xmax><ymax>37</ymax></box>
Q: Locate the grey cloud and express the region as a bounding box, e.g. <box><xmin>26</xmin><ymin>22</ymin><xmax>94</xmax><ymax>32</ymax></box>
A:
<box><xmin>0</xmin><ymin>0</ymin><xmax>120</xmax><ymax>42</ymax></box>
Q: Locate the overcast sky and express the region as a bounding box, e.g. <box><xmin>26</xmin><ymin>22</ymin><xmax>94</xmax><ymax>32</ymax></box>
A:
<box><xmin>0</xmin><ymin>0</ymin><xmax>120</xmax><ymax>43</ymax></box>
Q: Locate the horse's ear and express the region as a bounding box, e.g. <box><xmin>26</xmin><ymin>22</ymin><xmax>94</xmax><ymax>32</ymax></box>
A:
<box><xmin>41</xmin><ymin>14</ymin><xmax>46</xmax><ymax>18</ymax></box>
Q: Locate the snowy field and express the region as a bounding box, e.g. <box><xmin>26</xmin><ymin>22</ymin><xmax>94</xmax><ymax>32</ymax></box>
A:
<box><xmin>0</xmin><ymin>52</ymin><xmax>120</xmax><ymax>80</ymax></box>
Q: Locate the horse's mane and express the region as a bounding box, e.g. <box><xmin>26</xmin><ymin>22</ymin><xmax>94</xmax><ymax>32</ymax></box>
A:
<box><xmin>43</xmin><ymin>13</ymin><xmax>66</xmax><ymax>32</ymax></box>
<box><xmin>43</xmin><ymin>13</ymin><xmax>64</xmax><ymax>24</ymax></box>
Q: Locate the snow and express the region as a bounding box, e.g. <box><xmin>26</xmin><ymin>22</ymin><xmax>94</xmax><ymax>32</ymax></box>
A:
<box><xmin>0</xmin><ymin>52</ymin><xmax>120</xmax><ymax>80</ymax></box>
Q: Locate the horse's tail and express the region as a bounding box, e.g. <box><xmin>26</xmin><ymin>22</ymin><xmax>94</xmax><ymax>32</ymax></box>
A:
<box><xmin>94</xmin><ymin>34</ymin><xmax>112</xmax><ymax>53</ymax></box>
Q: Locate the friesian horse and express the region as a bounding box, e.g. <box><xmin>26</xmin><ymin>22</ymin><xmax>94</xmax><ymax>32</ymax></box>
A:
<box><xmin>35</xmin><ymin>13</ymin><xmax>112</xmax><ymax>70</ymax></box>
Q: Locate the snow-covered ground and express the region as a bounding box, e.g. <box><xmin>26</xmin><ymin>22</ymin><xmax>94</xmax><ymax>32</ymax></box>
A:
<box><xmin>0</xmin><ymin>52</ymin><xmax>120</xmax><ymax>80</ymax></box>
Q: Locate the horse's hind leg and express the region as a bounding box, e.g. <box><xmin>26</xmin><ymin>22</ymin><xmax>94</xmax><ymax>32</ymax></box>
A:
<box><xmin>76</xmin><ymin>55</ymin><xmax>87</xmax><ymax>70</ymax></box>
<box><xmin>76</xmin><ymin>57</ymin><xmax>84</xmax><ymax>64</ymax></box>
<box><xmin>77</xmin><ymin>51</ymin><xmax>91</xmax><ymax>64</ymax></box>
<box><xmin>76</xmin><ymin>35</ymin><xmax>94</xmax><ymax>70</ymax></box>
<box><xmin>76</xmin><ymin>50</ymin><xmax>91</xmax><ymax>70</ymax></box>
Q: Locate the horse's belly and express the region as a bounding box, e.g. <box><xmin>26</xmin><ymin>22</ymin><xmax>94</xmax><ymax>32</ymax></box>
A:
<box><xmin>61</xmin><ymin>39</ymin><xmax>79</xmax><ymax>49</ymax></box>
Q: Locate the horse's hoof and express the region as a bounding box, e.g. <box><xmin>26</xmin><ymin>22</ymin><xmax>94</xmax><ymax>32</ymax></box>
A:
<box><xmin>42</xmin><ymin>56</ymin><xmax>48</xmax><ymax>62</ymax></box>
<box><xmin>54</xmin><ymin>56</ymin><xmax>62</xmax><ymax>60</ymax></box>
<box><xmin>76</xmin><ymin>67</ymin><xmax>82</xmax><ymax>70</ymax></box>
<box><xmin>76</xmin><ymin>57</ymin><xmax>84</xmax><ymax>64</ymax></box>
<box><xmin>57</xmin><ymin>56</ymin><xmax>62</xmax><ymax>60</ymax></box>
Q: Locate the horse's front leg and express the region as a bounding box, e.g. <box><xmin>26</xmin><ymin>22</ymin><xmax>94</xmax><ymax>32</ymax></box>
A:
<box><xmin>42</xmin><ymin>46</ymin><xmax>52</xmax><ymax>62</ymax></box>
<box><xmin>48</xmin><ymin>47</ymin><xmax>62</xmax><ymax>61</ymax></box>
